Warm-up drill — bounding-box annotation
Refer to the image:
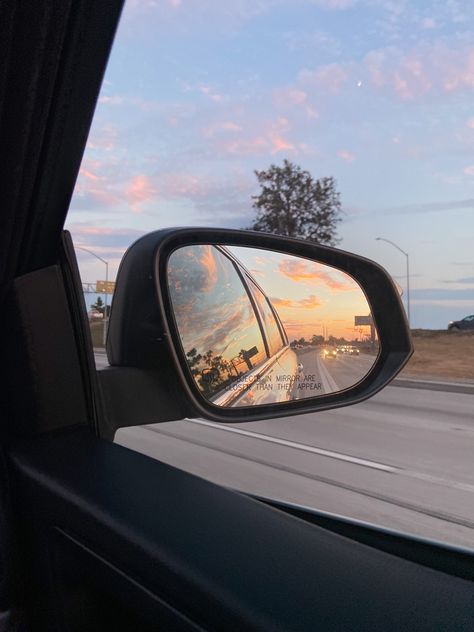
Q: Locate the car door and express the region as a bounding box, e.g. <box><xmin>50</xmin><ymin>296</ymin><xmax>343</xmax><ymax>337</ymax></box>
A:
<box><xmin>1</xmin><ymin>2</ymin><xmax>473</xmax><ymax>632</ymax></box>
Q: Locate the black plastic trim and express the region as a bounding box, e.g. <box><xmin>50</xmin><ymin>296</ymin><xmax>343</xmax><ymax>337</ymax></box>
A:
<box><xmin>255</xmin><ymin>495</ymin><xmax>474</xmax><ymax>583</ymax></box>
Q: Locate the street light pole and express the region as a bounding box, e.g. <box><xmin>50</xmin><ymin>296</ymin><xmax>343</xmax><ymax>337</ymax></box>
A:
<box><xmin>75</xmin><ymin>246</ymin><xmax>110</xmax><ymax>345</ymax></box>
<box><xmin>375</xmin><ymin>237</ymin><xmax>410</xmax><ymax>327</ymax></box>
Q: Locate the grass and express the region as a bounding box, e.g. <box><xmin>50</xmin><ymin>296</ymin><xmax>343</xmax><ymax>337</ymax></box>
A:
<box><xmin>89</xmin><ymin>321</ymin><xmax>105</xmax><ymax>348</ymax></box>
<box><xmin>401</xmin><ymin>329</ymin><xmax>474</xmax><ymax>382</ymax></box>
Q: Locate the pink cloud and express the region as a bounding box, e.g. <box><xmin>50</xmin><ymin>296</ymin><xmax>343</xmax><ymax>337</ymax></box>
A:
<box><xmin>79</xmin><ymin>167</ymin><xmax>99</xmax><ymax>181</ymax></box>
<box><xmin>337</xmin><ymin>149</ymin><xmax>356</xmax><ymax>162</ymax></box>
<box><xmin>365</xmin><ymin>44</ymin><xmax>474</xmax><ymax>101</ymax></box>
<box><xmin>87</xmin><ymin>124</ymin><xmax>118</xmax><ymax>151</ymax></box>
<box><xmin>202</xmin><ymin>121</ymin><xmax>243</xmax><ymax>137</ymax></box>
<box><xmin>88</xmin><ymin>188</ymin><xmax>122</xmax><ymax>207</ymax></box>
<box><xmin>311</xmin><ymin>0</ymin><xmax>355</xmax><ymax>8</ymax></box>
<box><xmin>278</xmin><ymin>259</ymin><xmax>353</xmax><ymax>291</ymax></box>
<box><xmin>467</xmin><ymin>118</ymin><xmax>474</xmax><ymax>129</ymax></box>
<box><xmin>224</xmin><ymin>136</ymin><xmax>268</xmax><ymax>155</ymax></box>
<box><xmin>298</xmin><ymin>63</ymin><xmax>349</xmax><ymax>93</ymax></box>
<box><xmin>98</xmin><ymin>95</ymin><xmax>124</xmax><ymax>105</ymax></box>
<box><xmin>125</xmin><ymin>175</ymin><xmax>157</xmax><ymax>213</ymax></box>
<box><xmin>273</xmin><ymin>87</ymin><xmax>319</xmax><ymax>119</ymax></box>
<box><xmin>74</xmin><ymin>161</ymin><xmax>121</xmax><ymax>208</ymax></box>
<box><xmin>222</xmin><ymin>117</ymin><xmax>296</xmax><ymax>157</ymax></box>
<box><xmin>158</xmin><ymin>172</ymin><xmax>208</xmax><ymax>198</ymax></box>
<box><xmin>271</xmin><ymin>295</ymin><xmax>322</xmax><ymax>309</ymax></box>
<box><xmin>421</xmin><ymin>17</ymin><xmax>436</xmax><ymax>30</ymax></box>
<box><xmin>199</xmin><ymin>85</ymin><xmax>224</xmax><ymax>103</ymax></box>
<box><xmin>464</xmin><ymin>165</ymin><xmax>474</xmax><ymax>176</ymax></box>
<box><xmin>270</xmin><ymin>134</ymin><xmax>295</xmax><ymax>154</ymax></box>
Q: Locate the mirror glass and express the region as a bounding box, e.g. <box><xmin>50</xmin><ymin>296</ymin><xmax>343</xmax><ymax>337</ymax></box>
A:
<box><xmin>167</xmin><ymin>245</ymin><xmax>379</xmax><ymax>408</ymax></box>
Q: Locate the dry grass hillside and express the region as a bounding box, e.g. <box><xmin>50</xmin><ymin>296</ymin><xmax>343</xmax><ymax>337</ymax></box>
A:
<box><xmin>401</xmin><ymin>330</ymin><xmax>474</xmax><ymax>382</ymax></box>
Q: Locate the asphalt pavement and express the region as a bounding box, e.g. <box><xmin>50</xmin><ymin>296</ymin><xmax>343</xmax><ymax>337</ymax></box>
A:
<box><xmin>94</xmin><ymin>350</ymin><xmax>474</xmax><ymax>548</ymax></box>
<box><xmin>294</xmin><ymin>348</ymin><xmax>376</xmax><ymax>395</ymax></box>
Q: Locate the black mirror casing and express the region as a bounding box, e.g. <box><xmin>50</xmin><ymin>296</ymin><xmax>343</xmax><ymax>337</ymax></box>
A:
<box><xmin>107</xmin><ymin>228</ymin><xmax>412</xmax><ymax>423</ymax></box>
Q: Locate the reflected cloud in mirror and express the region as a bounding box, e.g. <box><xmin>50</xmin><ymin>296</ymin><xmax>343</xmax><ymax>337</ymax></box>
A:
<box><xmin>167</xmin><ymin>245</ymin><xmax>379</xmax><ymax>408</ymax></box>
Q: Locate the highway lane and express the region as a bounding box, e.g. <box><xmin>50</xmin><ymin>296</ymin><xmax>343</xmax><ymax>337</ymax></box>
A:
<box><xmin>293</xmin><ymin>348</ymin><xmax>376</xmax><ymax>396</ymax></box>
<box><xmin>94</xmin><ymin>351</ymin><xmax>474</xmax><ymax>547</ymax></box>
<box><xmin>114</xmin><ymin>384</ymin><xmax>474</xmax><ymax>548</ymax></box>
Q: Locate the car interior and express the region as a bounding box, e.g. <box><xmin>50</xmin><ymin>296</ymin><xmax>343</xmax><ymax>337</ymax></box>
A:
<box><xmin>1</xmin><ymin>1</ymin><xmax>473</xmax><ymax>631</ymax></box>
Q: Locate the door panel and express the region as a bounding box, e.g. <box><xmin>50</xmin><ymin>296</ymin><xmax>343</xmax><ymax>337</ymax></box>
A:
<box><xmin>8</xmin><ymin>427</ymin><xmax>474</xmax><ymax>631</ymax></box>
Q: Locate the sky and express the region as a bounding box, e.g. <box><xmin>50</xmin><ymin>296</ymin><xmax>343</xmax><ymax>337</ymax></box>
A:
<box><xmin>231</xmin><ymin>247</ymin><xmax>372</xmax><ymax>340</ymax></box>
<box><xmin>67</xmin><ymin>0</ymin><xmax>474</xmax><ymax>328</ymax></box>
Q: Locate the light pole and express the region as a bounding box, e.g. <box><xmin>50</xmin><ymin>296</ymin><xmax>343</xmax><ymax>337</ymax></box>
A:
<box><xmin>76</xmin><ymin>246</ymin><xmax>110</xmax><ymax>345</ymax></box>
<box><xmin>375</xmin><ymin>237</ymin><xmax>410</xmax><ymax>327</ymax></box>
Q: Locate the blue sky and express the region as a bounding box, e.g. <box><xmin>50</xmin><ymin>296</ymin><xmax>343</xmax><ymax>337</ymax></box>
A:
<box><xmin>67</xmin><ymin>0</ymin><xmax>474</xmax><ymax>328</ymax></box>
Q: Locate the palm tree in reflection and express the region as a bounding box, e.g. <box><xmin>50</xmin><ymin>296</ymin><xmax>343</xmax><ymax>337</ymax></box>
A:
<box><xmin>186</xmin><ymin>348</ymin><xmax>237</xmax><ymax>396</ymax></box>
<box><xmin>186</xmin><ymin>348</ymin><xmax>203</xmax><ymax>377</ymax></box>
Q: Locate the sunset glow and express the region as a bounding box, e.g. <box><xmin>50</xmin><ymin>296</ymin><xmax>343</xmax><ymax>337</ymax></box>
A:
<box><xmin>68</xmin><ymin>1</ymin><xmax>474</xmax><ymax>329</ymax></box>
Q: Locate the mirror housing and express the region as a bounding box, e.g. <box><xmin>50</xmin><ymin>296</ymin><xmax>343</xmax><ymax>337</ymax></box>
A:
<box><xmin>107</xmin><ymin>228</ymin><xmax>412</xmax><ymax>423</ymax></box>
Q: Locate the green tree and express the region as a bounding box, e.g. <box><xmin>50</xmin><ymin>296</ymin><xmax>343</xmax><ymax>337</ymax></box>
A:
<box><xmin>249</xmin><ymin>159</ymin><xmax>342</xmax><ymax>245</ymax></box>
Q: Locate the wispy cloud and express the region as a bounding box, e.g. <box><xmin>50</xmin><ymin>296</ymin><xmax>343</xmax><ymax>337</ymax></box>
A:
<box><xmin>277</xmin><ymin>259</ymin><xmax>353</xmax><ymax>290</ymax></box>
<box><xmin>199</xmin><ymin>84</ymin><xmax>225</xmax><ymax>103</ymax></box>
<box><xmin>420</xmin><ymin>17</ymin><xmax>437</xmax><ymax>30</ymax></box>
<box><xmin>364</xmin><ymin>42</ymin><xmax>474</xmax><ymax>100</ymax></box>
<box><xmin>98</xmin><ymin>95</ymin><xmax>124</xmax><ymax>106</ymax></box>
<box><xmin>273</xmin><ymin>87</ymin><xmax>319</xmax><ymax>119</ymax></box>
<box><xmin>67</xmin><ymin>223</ymin><xmax>146</xmax><ymax>258</ymax></box>
<box><xmin>310</xmin><ymin>0</ymin><xmax>357</xmax><ymax>9</ymax></box>
<box><xmin>73</xmin><ymin>160</ymin><xmax>122</xmax><ymax>209</ymax></box>
<box><xmin>368</xmin><ymin>198</ymin><xmax>474</xmax><ymax>217</ymax></box>
<box><xmin>337</xmin><ymin>149</ymin><xmax>356</xmax><ymax>162</ymax></box>
<box><xmin>87</xmin><ymin>124</ymin><xmax>119</xmax><ymax>151</ymax></box>
<box><xmin>442</xmin><ymin>276</ymin><xmax>474</xmax><ymax>284</ymax></box>
<box><xmin>220</xmin><ymin>117</ymin><xmax>300</xmax><ymax>156</ymax></box>
<box><xmin>412</xmin><ymin>288</ymin><xmax>474</xmax><ymax>300</ymax></box>
<box><xmin>271</xmin><ymin>295</ymin><xmax>322</xmax><ymax>309</ymax></box>
<box><xmin>125</xmin><ymin>175</ymin><xmax>158</xmax><ymax>213</ymax></box>
<box><xmin>202</xmin><ymin>121</ymin><xmax>243</xmax><ymax>138</ymax></box>
<box><xmin>298</xmin><ymin>62</ymin><xmax>349</xmax><ymax>92</ymax></box>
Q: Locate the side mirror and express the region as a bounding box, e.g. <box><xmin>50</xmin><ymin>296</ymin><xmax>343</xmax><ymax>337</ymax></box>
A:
<box><xmin>107</xmin><ymin>228</ymin><xmax>412</xmax><ymax>423</ymax></box>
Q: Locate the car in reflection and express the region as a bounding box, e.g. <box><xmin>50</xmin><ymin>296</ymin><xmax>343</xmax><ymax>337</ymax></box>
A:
<box><xmin>335</xmin><ymin>344</ymin><xmax>360</xmax><ymax>356</ymax></box>
<box><xmin>448</xmin><ymin>315</ymin><xmax>474</xmax><ymax>331</ymax></box>
<box><xmin>168</xmin><ymin>244</ymin><xmax>304</xmax><ymax>407</ymax></box>
<box><xmin>323</xmin><ymin>347</ymin><xmax>338</xmax><ymax>360</ymax></box>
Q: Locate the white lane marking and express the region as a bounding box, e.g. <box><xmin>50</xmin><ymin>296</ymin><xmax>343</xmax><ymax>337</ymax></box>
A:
<box><xmin>401</xmin><ymin>469</ymin><xmax>474</xmax><ymax>493</ymax></box>
<box><xmin>315</xmin><ymin>353</ymin><xmax>332</xmax><ymax>393</ymax></box>
<box><xmin>185</xmin><ymin>418</ymin><xmax>395</xmax><ymax>473</ymax></box>
<box><xmin>184</xmin><ymin>419</ymin><xmax>474</xmax><ymax>494</ymax></box>
<box><xmin>317</xmin><ymin>353</ymin><xmax>340</xmax><ymax>392</ymax></box>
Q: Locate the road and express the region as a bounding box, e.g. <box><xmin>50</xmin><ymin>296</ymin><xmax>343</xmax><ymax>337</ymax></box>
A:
<box><xmin>294</xmin><ymin>348</ymin><xmax>376</xmax><ymax>395</ymax></box>
<box><xmin>95</xmin><ymin>351</ymin><xmax>474</xmax><ymax>548</ymax></box>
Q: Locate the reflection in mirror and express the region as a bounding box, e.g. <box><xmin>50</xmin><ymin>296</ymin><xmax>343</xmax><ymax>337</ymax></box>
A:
<box><xmin>167</xmin><ymin>245</ymin><xmax>379</xmax><ymax>408</ymax></box>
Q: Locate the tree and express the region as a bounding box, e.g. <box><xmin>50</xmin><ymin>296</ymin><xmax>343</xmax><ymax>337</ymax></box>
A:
<box><xmin>91</xmin><ymin>296</ymin><xmax>111</xmax><ymax>316</ymax></box>
<box><xmin>91</xmin><ymin>296</ymin><xmax>104</xmax><ymax>314</ymax></box>
<box><xmin>249</xmin><ymin>159</ymin><xmax>342</xmax><ymax>245</ymax></box>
